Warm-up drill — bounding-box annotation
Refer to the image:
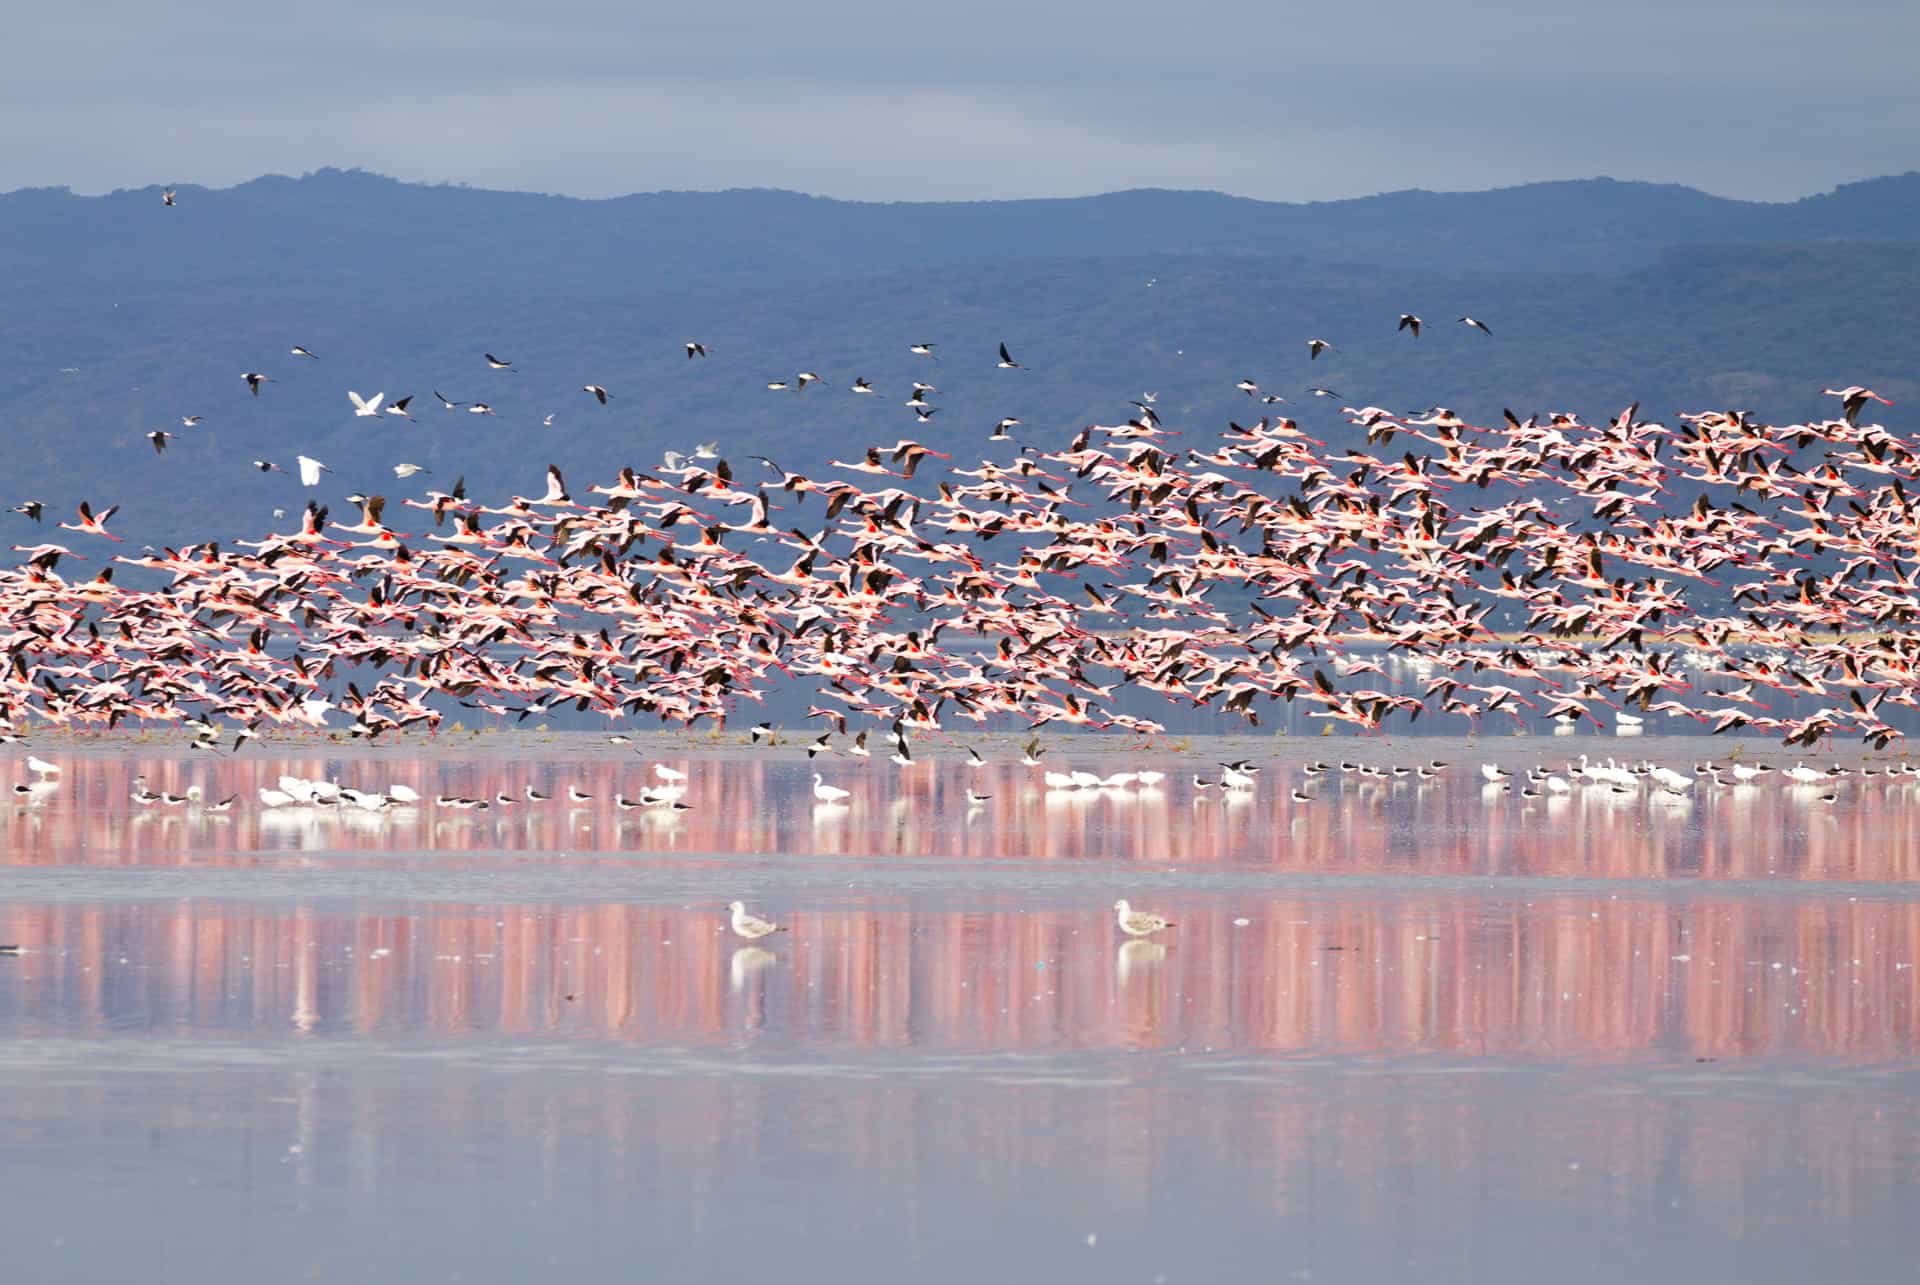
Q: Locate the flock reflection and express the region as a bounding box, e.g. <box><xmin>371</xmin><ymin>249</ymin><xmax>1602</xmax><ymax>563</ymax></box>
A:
<box><xmin>4</xmin><ymin>749</ymin><xmax>1920</xmax><ymax>885</ymax></box>
<box><xmin>2</xmin><ymin>890</ymin><xmax>1916</xmax><ymax>1061</ymax></box>
<box><xmin>1</xmin><ymin>751</ymin><xmax>1916</xmax><ymax>1062</ymax></box>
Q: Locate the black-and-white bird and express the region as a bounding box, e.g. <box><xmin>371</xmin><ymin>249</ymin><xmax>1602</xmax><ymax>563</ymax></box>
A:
<box><xmin>484</xmin><ymin>353</ymin><xmax>515</xmax><ymax>371</ymax></box>
<box><xmin>180</xmin><ymin>415</ymin><xmax>203</xmax><ymax>427</ymax></box>
<box><xmin>242</xmin><ymin>372</ymin><xmax>272</xmax><ymax>396</ymax></box>
<box><xmin>146</xmin><ymin>430</ymin><xmax>174</xmax><ymax>454</ymax></box>
<box><xmin>997</xmin><ymin>342</ymin><xmax>1022</xmax><ymax>369</ymax></box>
<box><xmin>583</xmin><ymin>385</ymin><xmax>612</xmax><ymax>404</ymax></box>
<box><xmin>991</xmin><ymin>417</ymin><xmax>1020</xmax><ymax>439</ymax></box>
<box><xmin>1235</xmin><ymin>378</ymin><xmax>1259</xmax><ymax>396</ymax></box>
<box><xmin>1307</xmin><ymin>338</ymin><xmax>1333</xmax><ymax>360</ymax></box>
<box><xmin>290</xmin><ymin>345</ymin><xmax>319</xmax><ymax>360</ymax></box>
<box><xmin>251</xmin><ymin>459</ymin><xmax>284</xmax><ymax>474</ymax></box>
<box><xmin>12</xmin><ymin>501</ymin><xmax>43</xmax><ymax>522</ymax></box>
<box><xmin>796</xmin><ymin>372</ymin><xmax>822</xmax><ymax>390</ymax></box>
<box><xmin>161</xmin><ymin>189</ymin><xmax>176</xmax><ymax>207</ymax></box>
<box><xmin>1458</xmin><ymin>316</ymin><xmax>1493</xmax><ymax>337</ymax></box>
<box><xmin>467</xmin><ymin>403</ymin><xmax>496</xmax><ymax>415</ymax></box>
<box><xmin>385</xmin><ymin>396</ymin><xmax>415</xmax><ymax>421</ymax></box>
<box><xmin>1398</xmin><ymin>314</ymin><xmax>1423</xmax><ymax>338</ymax></box>
<box><xmin>851</xmin><ymin>377</ymin><xmax>874</xmax><ymax>394</ymax></box>
<box><xmin>433</xmin><ymin>390</ymin><xmax>463</xmax><ymax>411</ymax></box>
<box><xmin>685</xmin><ymin>341</ymin><xmax>707</xmax><ymax>359</ymax></box>
<box><xmin>909</xmin><ymin>342</ymin><xmax>937</xmax><ymax>358</ymax></box>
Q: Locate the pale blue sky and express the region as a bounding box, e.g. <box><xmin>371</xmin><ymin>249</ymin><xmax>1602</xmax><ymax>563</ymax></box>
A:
<box><xmin>5</xmin><ymin>0</ymin><xmax>1914</xmax><ymax>200</ymax></box>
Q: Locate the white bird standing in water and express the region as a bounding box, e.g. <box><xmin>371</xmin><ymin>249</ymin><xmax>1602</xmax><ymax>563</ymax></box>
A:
<box><xmin>812</xmin><ymin>772</ymin><xmax>850</xmax><ymax>804</ymax></box>
<box><xmin>1113</xmin><ymin>899</ymin><xmax>1174</xmax><ymax>937</ymax></box>
<box><xmin>728</xmin><ymin>901</ymin><xmax>786</xmax><ymax>940</ymax></box>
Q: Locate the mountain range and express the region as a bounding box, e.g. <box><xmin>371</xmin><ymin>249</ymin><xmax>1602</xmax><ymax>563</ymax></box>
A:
<box><xmin>2</xmin><ymin>166</ymin><xmax>1914</xmax><ymax>548</ymax></box>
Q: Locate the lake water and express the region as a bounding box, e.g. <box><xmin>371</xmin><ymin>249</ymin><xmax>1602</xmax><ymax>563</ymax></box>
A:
<box><xmin>1</xmin><ymin>738</ymin><xmax>1916</xmax><ymax>1283</ymax></box>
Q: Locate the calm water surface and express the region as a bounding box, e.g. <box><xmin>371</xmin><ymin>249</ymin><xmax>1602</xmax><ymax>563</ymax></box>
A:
<box><xmin>1</xmin><ymin>742</ymin><xmax>1917</xmax><ymax>1283</ymax></box>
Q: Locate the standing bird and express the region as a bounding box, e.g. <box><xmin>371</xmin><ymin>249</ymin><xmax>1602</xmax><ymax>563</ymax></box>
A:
<box><xmin>1458</xmin><ymin>316</ymin><xmax>1493</xmax><ymax>337</ymax></box>
<box><xmin>242</xmin><ymin>372</ymin><xmax>272</xmax><ymax>396</ymax></box>
<box><xmin>727</xmin><ymin>901</ymin><xmax>787</xmax><ymax>940</ymax></box>
<box><xmin>811</xmin><ymin>773</ymin><xmax>850</xmax><ymax>803</ymax></box>
<box><xmin>582</xmin><ymin>385</ymin><xmax>612</xmax><ymax>404</ymax></box>
<box><xmin>1113</xmin><ymin>899</ymin><xmax>1174</xmax><ymax>938</ymax></box>
<box><xmin>1307</xmin><ymin>338</ymin><xmax>1333</xmax><ymax>360</ymax></box>
<box><xmin>997</xmin><ymin>342</ymin><xmax>1023</xmax><ymax>369</ymax></box>
<box><xmin>1398</xmin><ymin>314</ymin><xmax>1423</xmax><ymax>339</ymax></box>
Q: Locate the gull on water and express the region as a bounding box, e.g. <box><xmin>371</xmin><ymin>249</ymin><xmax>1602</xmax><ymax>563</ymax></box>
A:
<box><xmin>1113</xmin><ymin>899</ymin><xmax>1174</xmax><ymax>938</ymax></box>
<box><xmin>728</xmin><ymin>901</ymin><xmax>786</xmax><ymax>940</ymax></box>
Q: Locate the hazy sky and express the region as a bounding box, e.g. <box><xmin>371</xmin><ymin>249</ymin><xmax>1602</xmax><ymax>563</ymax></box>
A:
<box><xmin>5</xmin><ymin>0</ymin><xmax>1915</xmax><ymax>202</ymax></box>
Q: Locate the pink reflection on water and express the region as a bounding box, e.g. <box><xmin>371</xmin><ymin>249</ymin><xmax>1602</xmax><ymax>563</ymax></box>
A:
<box><xmin>2</xmin><ymin>752</ymin><xmax>1919</xmax><ymax>883</ymax></box>
<box><xmin>2</xmin><ymin>895</ymin><xmax>1916</xmax><ymax>1061</ymax></box>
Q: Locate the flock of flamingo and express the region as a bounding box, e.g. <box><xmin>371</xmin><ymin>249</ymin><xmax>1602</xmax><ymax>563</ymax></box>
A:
<box><xmin>1</xmin><ymin>190</ymin><xmax>1911</xmax><ymax>765</ymax></box>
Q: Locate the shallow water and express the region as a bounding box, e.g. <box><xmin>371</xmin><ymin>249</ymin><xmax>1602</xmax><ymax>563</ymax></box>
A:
<box><xmin>1</xmin><ymin>745</ymin><xmax>1917</xmax><ymax>1282</ymax></box>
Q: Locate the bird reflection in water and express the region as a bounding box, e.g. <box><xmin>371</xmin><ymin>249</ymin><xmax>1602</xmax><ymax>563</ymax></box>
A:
<box><xmin>1116</xmin><ymin>938</ymin><xmax>1166</xmax><ymax>984</ymax></box>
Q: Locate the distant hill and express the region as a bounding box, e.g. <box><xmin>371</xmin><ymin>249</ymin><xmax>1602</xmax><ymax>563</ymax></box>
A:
<box><xmin>0</xmin><ymin>167</ymin><xmax>1915</xmax><ymax>548</ymax></box>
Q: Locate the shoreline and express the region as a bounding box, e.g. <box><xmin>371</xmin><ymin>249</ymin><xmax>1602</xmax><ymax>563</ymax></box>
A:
<box><xmin>2</xmin><ymin>725</ymin><xmax>1906</xmax><ymax>767</ymax></box>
